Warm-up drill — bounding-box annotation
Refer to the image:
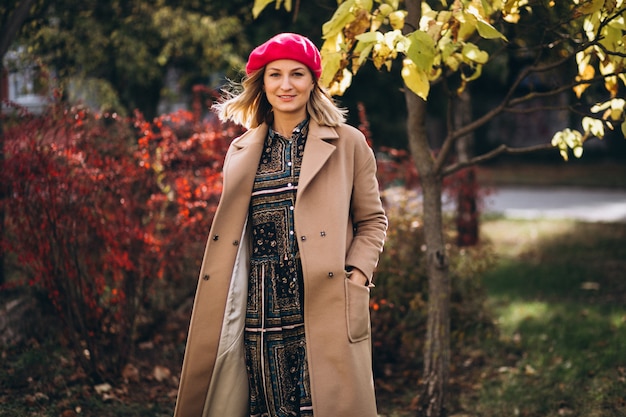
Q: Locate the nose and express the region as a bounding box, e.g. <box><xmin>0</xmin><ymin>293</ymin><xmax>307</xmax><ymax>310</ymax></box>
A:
<box><xmin>280</xmin><ymin>76</ymin><xmax>293</xmax><ymax>90</ymax></box>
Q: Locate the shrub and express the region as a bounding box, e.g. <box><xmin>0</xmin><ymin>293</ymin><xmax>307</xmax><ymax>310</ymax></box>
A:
<box><xmin>1</xmin><ymin>99</ymin><xmax>238</xmax><ymax>379</ymax></box>
<box><xmin>371</xmin><ymin>194</ymin><xmax>497</xmax><ymax>378</ymax></box>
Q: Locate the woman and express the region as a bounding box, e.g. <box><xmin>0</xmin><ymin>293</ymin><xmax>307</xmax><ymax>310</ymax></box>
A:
<box><xmin>174</xmin><ymin>32</ymin><xmax>387</xmax><ymax>417</ymax></box>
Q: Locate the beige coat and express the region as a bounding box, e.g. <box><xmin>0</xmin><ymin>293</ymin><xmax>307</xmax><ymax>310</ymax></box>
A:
<box><xmin>174</xmin><ymin>120</ymin><xmax>387</xmax><ymax>417</ymax></box>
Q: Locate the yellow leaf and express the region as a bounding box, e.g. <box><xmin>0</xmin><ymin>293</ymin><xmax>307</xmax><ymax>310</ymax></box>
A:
<box><xmin>576</xmin><ymin>50</ymin><xmax>591</xmax><ymax>75</ymax></box>
<box><xmin>444</xmin><ymin>54</ymin><xmax>461</xmax><ymax>71</ymax></box>
<box><xmin>476</xmin><ymin>20</ymin><xmax>507</xmax><ymax>40</ymax></box>
<box><xmin>322</xmin><ymin>0</ymin><xmax>357</xmax><ymax>39</ymax></box>
<box><xmin>355</xmin><ymin>31</ymin><xmax>382</xmax><ymax>43</ymax></box>
<box><xmin>320</xmin><ymin>50</ymin><xmax>343</xmax><ymax>88</ymax></box>
<box><xmin>372</xmin><ymin>41</ymin><xmax>392</xmax><ymax>69</ymax></box>
<box><xmin>328</xmin><ymin>68</ymin><xmax>353</xmax><ymax>96</ymax></box>
<box><xmin>354</xmin><ymin>42</ymin><xmax>375</xmax><ymax>68</ymax></box>
<box><xmin>577</xmin><ymin>0</ymin><xmax>605</xmax><ymax>15</ymax></box>
<box><xmin>573</xmin><ymin>146</ymin><xmax>584</xmax><ymax>158</ymax></box>
<box><xmin>610</xmin><ymin>108</ymin><xmax>623</xmax><ymax>121</ymax></box>
<box><xmin>389</xmin><ymin>11</ymin><xmax>407</xmax><ymax>30</ymax></box>
<box><xmin>462</xmin><ymin>62</ymin><xmax>483</xmax><ymax>82</ymax></box>
<box><xmin>458</xmin><ymin>13</ymin><xmax>477</xmax><ymax>41</ymax></box>
<box><xmin>252</xmin><ymin>0</ymin><xmax>275</xmax><ymax>18</ymax></box>
<box><xmin>377</xmin><ymin>3</ymin><xmax>394</xmax><ymax>16</ymax></box>
<box><xmin>406</xmin><ymin>30</ymin><xmax>436</xmax><ymax>71</ymax></box>
<box><xmin>463</xmin><ymin>5</ymin><xmax>507</xmax><ymax>41</ymax></box>
<box><xmin>606</xmin><ymin>0</ymin><xmax>618</xmax><ymax>12</ymax></box>
<box><xmin>590</xmin><ymin>100</ymin><xmax>611</xmax><ymax>113</ymax></box>
<box><xmin>401</xmin><ymin>59</ymin><xmax>430</xmax><ymax>100</ymax></box>
<box><xmin>611</xmin><ymin>98</ymin><xmax>626</xmax><ymax>111</ymax></box>
<box><xmin>462</xmin><ymin>43</ymin><xmax>489</xmax><ymax>64</ymax></box>
<box><xmin>573</xmin><ymin>63</ymin><xmax>594</xmax><ymax>98</ymax></box>
<box><xmin>551</xmin><ymin>128</ymin><xmax>583</xmax><ymax>161</ymax></box>
<box><xmin>621</xmin><ymin>120</ymin><xmax>626</xmax><ymax>138</ymax></box>
<box><xmin>599</xmin><ymin>59</ymin><xmax>615</xmax><ymax>76</ymax></box>
<box><xmin>372</xmin><ymin>3</ymin><xmax>393</xmax><ymax>31</ymax></box>
<box><xmin>605</xmin><ymin>75</ymin><xmax>619</xmax><ymax>97</ymax></box>
<box><xmin>582</xmin><ymin>117</ymin><xmax>605</xmax><ymax>137</ymax></box>
<box><xmin>502</xmin><ymin>10</ymin><xmax>521</xmax><ymax>24</ymax></box>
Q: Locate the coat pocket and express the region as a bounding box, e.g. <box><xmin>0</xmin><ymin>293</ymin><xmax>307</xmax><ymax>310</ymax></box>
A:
<box><xmin>344</xmin><ymin>277</ymin><xmax>371</xmax><ymax>343</ymax></box>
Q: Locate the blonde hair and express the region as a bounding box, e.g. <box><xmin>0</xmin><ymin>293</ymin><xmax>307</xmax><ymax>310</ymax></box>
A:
<box><xmin>212</xmin><ymin>68</ymin><xmax>347</xmax><ymax>129</ymax></box>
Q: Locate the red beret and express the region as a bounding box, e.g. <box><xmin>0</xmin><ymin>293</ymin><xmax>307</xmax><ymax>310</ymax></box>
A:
<box><xmin>245</xmin><ymin>33</ymin><xmax>322</xmax><ymax>80</ymax></box>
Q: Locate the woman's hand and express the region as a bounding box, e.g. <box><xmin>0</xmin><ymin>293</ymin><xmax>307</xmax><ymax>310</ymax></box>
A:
<box><xmin>348</xmin><ymin>268</ymin><xmax>369</xmax><ymax>286</ymax></box>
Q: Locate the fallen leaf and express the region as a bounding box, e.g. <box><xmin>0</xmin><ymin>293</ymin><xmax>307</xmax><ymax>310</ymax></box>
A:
<box><xmin>524</xmin><ymin>364</ymin><xmax>537</xmax><ymax>375</ymax></box>
<box><xmin>94</xmin><ymin>383</ymin><xmax>112</xmax><ymax>395</ymax></box>
<box><xmin>153</xmin><ymin>365</ymin><xmax>171</xmax><ymax>382</ymax></box>
<box><xmin>139</xmin><ymin>341</ymin><xmax>154</xmax><ymax>350</ymax></box>
<box><xmin>122</xmin><ymin>363</ymin><xmax>140</xmax><ymax>383</ymax></box>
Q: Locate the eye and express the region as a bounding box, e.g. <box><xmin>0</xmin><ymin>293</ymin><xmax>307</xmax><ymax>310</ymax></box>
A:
<box><xmin>293</xmin><ymin>71</ymin><xmax>305</xmax><ymax>77</ymax></box>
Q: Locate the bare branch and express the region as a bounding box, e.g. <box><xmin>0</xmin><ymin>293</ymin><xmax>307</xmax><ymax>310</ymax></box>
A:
<box><xmin>442</xmin><ymin>143</ymin><xmax>555</xmax><ymax>177</ymax></box>
<box><xmin>504</xmin><ymin>105</ymin><xmax>574</xmax><ymax>114</ymax></box>
<box><xmin>435</xmin><ymin>81</ymin><xmax>458</xmax><ymax>174</ymax></box>
<box><xmin>435</xmin><ymin>64</ymin><xmax>621</xmax><ymax>174</ymax></box>
<box><xmin>593</xmin><ymin>41</ymin><xmax>626</xmax><ymax>58</ymax></box>
<box><xmin>510</xmin><ymin>70</ymin><xmax>625</xmax><ymax>106</ymax></box>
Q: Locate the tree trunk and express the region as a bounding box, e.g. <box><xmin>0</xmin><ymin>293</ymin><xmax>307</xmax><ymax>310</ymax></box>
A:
<box><xmin>405</xmin><ymin>90</ymin><xmax>451</xmax><ymax>417</ymax></box>
<box><xmin>454</xmin><ymin>90</ymin><xmax>478</xmax><ymax>247</ymax></box>
<box><xmin>403</xmin><ymin>3</ymin><xmax>450</xmax><ymax>416</ymax></box>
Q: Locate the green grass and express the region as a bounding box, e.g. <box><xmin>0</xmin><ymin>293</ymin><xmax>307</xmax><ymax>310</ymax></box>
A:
<box><xmin>468</xmin><ymin>219</ymin><xmax>626</xmax><ymax>417</ymax></box>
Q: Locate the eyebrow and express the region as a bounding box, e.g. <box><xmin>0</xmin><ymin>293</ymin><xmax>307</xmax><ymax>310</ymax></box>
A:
<box><xmin>266</xmin><ymin>65</ymin><xmax>308</xmax><ymax>72</ymax></box>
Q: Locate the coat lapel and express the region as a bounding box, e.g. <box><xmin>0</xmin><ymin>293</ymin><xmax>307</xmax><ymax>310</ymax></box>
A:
<box><xmin>224</xmin><ymin>124</ymin><xmax>267</xmax><ymax>197</ymax></box>
<box><xmin>299</xmin><ymin>121</ymin><xmax>338</xmax><ymax>195</ymax></box>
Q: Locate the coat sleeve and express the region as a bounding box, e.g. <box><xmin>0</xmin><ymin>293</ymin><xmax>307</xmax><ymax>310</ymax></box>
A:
<box><xmin>344</xmin><ymin>130</ymin><xmax>387</xmax><ymax>282</ymax></box>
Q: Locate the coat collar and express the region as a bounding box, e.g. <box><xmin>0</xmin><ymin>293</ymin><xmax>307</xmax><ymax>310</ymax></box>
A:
<box><xmin>227</xmin><ymin>119</ymin><xmax>339</xmax><ymax>196</ymax></box>
<box><xmin>231</xmin><ymin>120</ymin><xmax>339</xmax><ymax>149</ymax></box>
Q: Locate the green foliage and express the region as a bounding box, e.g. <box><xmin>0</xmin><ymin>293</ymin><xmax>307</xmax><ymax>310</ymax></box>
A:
<box><xmin>255</xmin><ymin>0</ymin><xmax>626</xmax><ymax>157</ymax></box>
<box><xmin>13</xmin><ymin>0</ymin><xmax>249</xmax><ymax>117</ymax></box>
<box><xmin>371</xmin><ymin>198</ymin><xmax>497</xmax><ymax>376</ymax></box>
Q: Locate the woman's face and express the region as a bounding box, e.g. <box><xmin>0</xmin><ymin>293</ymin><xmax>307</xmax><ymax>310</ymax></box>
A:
<box><xmin>263</xmin><ymin>59</ymin><xmax>315</xmax><ymax>121</ymax></box>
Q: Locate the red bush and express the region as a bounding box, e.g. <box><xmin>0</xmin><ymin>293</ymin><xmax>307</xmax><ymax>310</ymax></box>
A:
<box><xmin>1</xmin><ymin>100</ymin><xmax>239</xmax><ymax>379</ymax></box>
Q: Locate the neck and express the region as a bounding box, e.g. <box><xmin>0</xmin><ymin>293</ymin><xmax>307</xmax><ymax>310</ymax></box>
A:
<box><xmin>272</xmin><ymin>113</ymin><xmax>306</xmax><ymax>137</ymax></box>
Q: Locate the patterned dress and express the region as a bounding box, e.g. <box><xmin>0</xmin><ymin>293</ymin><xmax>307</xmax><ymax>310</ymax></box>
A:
<box><xmin>245</xmin><ymin>119</ymin><xmax>314</xmax><ymax>417</ymax></box>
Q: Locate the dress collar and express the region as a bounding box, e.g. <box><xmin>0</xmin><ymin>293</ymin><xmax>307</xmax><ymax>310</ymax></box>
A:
<box><xmin>269</xmin><ymin>118</ymin><xmax>310</xmax><ymax>140</ymax></box>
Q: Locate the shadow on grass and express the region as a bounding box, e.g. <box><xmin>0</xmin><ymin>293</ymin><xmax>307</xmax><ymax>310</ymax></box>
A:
<box><xmin>472</xmin><ymin>220</ymin><xmax>626</xmax><ymax>417</ymax></box>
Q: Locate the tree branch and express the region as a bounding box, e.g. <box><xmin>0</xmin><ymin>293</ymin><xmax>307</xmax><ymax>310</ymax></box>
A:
<box><xmin>593</xmin><ymin>41</ymin><xmax>626</xmax><ymax>58</ymax></box>
<box><xmin>442</xmin><ymin>143</ymin><xmax>555</xmax><ymax>177</ymax></box>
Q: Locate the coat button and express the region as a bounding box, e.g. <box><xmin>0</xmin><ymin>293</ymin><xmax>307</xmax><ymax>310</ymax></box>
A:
<box><xmin>212</xmin><ymin>235</ymin><xmax>219</xmax><ymax>241</ymax></box>
<box><xmin>320</xmin><ymin>231</ymin><xmax>326</xmax><ymax>237</ymax></box>
<box><xmin>301</xmin><ymin>236</ymin><xmax>306</xmax><ymax>241</ymax></box>
<box><xmin>233</xmin><ymin>240</ymin><xmax>239</xmax><ymax>246</ymax></box>
<box><xmin>328</xmin><ymin>272</ymin><xmax>334</xmax><ymax>278</ymax></box>
<box><xmin>202</xmin><ymin>274</ymin><xmax>210</xmax><ymax>281</ymax></box>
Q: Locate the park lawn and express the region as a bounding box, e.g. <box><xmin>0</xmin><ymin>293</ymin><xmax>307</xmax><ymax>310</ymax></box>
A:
<box><xmin>465</xmin><ymin>218</ymin><xmax>626</xmax><ymax>417</ymax></box>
